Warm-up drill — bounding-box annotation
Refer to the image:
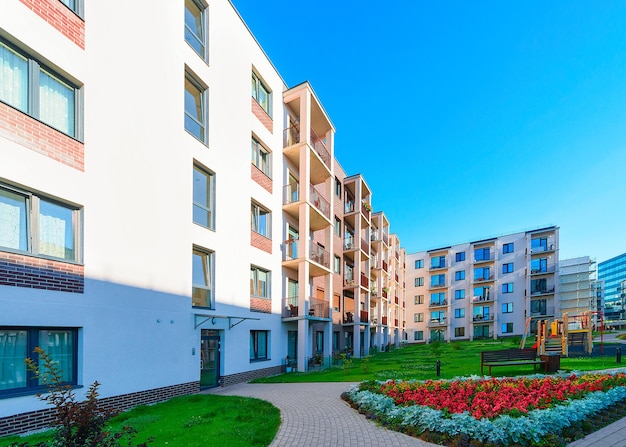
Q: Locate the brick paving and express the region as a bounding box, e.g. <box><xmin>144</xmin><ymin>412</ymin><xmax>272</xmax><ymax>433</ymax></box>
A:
<box><xmin>204</xmin><ymin>381</ymin><xmax>626</xmax><ymax>447</ymax></box>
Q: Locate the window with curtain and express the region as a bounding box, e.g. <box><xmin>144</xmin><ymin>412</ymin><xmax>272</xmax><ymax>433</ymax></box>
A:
<box><xmin>193</xmin><ymin>164</ymin><xmax>214</xmax><ymax>229</ymax></box>
<box><xmin>251</xmin><ymin>202</ymin><xmax>271</xmax><ymax>238</ymax></box>
<box><xmin>184</xmin><ymin>73</ymin><xmax>207</xmax><ymax>142</ymax></box>
<box><xmin>250</xmin><ymin>266</ymin><xmax>269</xmax><ymax>298</ymax></box>
<box><xmin>0</xmin><ymin>183</ymin><xmax>80</xmax><ymax>262</ymax></box>
<box><xmin>251</xmin><ymin>72</ymin><xmax>271</xmax><ymax>114</ymax></box>
<box><xmin>184</xmin><ymin>0</ymin><xmax>207</xmax><ymax>59</ymax></box>
<box><xmin>0</xmin><ymin>39</ymin><xmax>79</xmax><ymax>138</ymax></box>
<box><xmin>251</xmin><ymin>137</ymin><xmax>271</xmax><ymax>177</ymax></box>
<box><xmin>192</xmin><ymin>248</ymin><xmax>213</xmax><ymax>308</ymax></box>
<box><xmin>250</xmin><ymin>330</ymin><xmax>268</xmax><ymax>361</ymax></box>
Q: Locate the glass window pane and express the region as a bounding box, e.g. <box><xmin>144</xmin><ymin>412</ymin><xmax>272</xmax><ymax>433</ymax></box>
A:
<box><xmin>39</xmin><ymin>200</ymin><xmax>75</xmax><ymax>260</ymax></box>
<box><xmin>185</xmin><ymin>78</ymin><xmax>204</xmax><ymax>141</ymax></box>
<box><xmin>39</xmin><ymin>330</ymin><xmax>73</xmax><ymax>384</ymax></box>
<box><xmin>39</xmin><ymin>69</ymin><xmax>75</xmax><ymax>137</ymax></box>
<box><xmin>257</xmin><ymin>331</ymin><xmax>267</xmax><ymax>358</ymax></box>
<box><xmin>193</xmin><ymin>167</ymin><xmax>212</xmax><ymax>228</ymax></box>
<box><xmin>0</xmin><ymin>330</ymin><xmax>27</xmax><ymax>391</ymax></box>
<box><xmin>192</xmin><ymin>250</ymin><xmax>211</xmax><ymax>307</ymax></box>
<box><xmin>0</xmin><ymin>188</ymin><xmax>28</xmax><ymax>251</ymax></box>
<box><xmin>184</xmin><ymin>0</ymin><xmax>204</xmax><ymax>56</ymax></box>
<box><xmin>0</xmin><ymin>42</ymin><xmax>28</xmax><ymax>112</ymax></box>
<box><xmin>60</xmin><ymin>0</ymin><xmax>77</xmax><ymax>12</ymax></box>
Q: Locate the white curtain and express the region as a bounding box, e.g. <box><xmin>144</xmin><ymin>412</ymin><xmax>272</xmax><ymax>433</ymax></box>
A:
<box><xmin>0</xmin><ymin>330</ymin><xmax>27</xmax><ymax>391</ymax></box>
<box><xmin>0</xmin><ymin>192</ymin><xmax>26</xmax><ymax>250</ymax></box>
<box><xmin>39</xmin><ymin>331</ymin><xmax>73</xmax><ymax>384</ymax></box>
<box><xmin>39</xmin><ymin>69</ymin><xmax>74</xmax><ymax>136</ymax></box>
<box><xmin>0</xmin><ymin>43</ymin><xmax>28</xmax><ymax>112</ymax></box>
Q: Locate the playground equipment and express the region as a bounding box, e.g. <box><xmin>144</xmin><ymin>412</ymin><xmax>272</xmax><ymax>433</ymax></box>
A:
<box><xmin>522</xmin><ymin>311</ymin><xmax>597</xmax><ymax>356</ymax></box>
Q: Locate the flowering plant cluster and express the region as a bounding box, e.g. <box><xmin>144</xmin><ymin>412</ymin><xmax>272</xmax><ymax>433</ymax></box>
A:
<box><xmin>379</xmin><ymin>373</ymin><xmax>626</xmax><ymax>419</ymax></box>
<box><xmin>346</xmin><ymin>372</ymin><xmax>626</xmax><ymax>445</ymax></box>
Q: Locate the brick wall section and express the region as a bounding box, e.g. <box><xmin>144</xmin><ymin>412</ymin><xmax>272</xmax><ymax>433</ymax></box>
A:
<box><xmin>249</xmin><ymin>296</ymin><xmax>271</xmax><ymax>313</ymax></box>
<box><xmin>0</xmin><ymin>381</ymin><xmax>199</xmax><ymax>436</ymax></box>
<box><xmin>19</xmin><ymin>0</ymin><xmax>85</xmax><ymax>49</ymax></box>
<box><xmin>250</xmin><ymin>230</ymin><xmax>272</xmax><ymax>254</ymax></box>
<box><xmin>251</xmin><ymin>164</ymin><xmax>272</xmax><ymax>193</ymax></box>
<box><xmin>0</xmin><ymin>103</ymin><xmax>84</xmax><ymax>171</ymax></box>
<box><xmin>251</xmin><ymin>98</ymin><xmax>273</xmax><ymax>133</ymax></box>
<box><xmin>0</xmin><ymin>251</ymin><xmax>84</xmax><ymax>293</ymax></box>
<box><xmin>220</xmin><ymin>365</ymin><xmax>284</xmax><ymax>387</ymax></box>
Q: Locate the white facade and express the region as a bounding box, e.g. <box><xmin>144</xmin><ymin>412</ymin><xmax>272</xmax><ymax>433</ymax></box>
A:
<box><xmin>406</xmin><ymin>227</ymin><xmax>559</xmax><ymax>342</ymax></box>
<box><xmin>558</xmin><ymin>256</ymin><xmax>596</xmax><ymax>319</ymax></box>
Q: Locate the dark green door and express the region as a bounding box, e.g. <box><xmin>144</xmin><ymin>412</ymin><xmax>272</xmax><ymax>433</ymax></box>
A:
<box><xmin>200</xmin><ymin>330</ymin><xmax>220</xmax><ymax>388</ymax></box>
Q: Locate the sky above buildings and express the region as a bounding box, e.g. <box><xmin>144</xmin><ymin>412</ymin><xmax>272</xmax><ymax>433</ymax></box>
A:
<box><xmin>232</xmin><ymin>0</ymin><xmax>626</xmax><ymax>263</ymax></box>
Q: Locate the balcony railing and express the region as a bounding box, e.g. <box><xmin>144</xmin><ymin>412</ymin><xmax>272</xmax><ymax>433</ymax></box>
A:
<box><xmin>344</xmin><ymin>277</ymin><xmax>356</xmax><ymax>287</ymax></box>
<box><xmin>344</xmin><ymin>235</ymin><xmax>355</xmax><ymax>250</ymax></box>
<box><xmin>309</xmin><ymin>297</ymin><xmax>330</xmax><ymax>318</ymax></box>
<box><xmin>344</xmin><ymin>200</ymin><xmax>355</xmax><ymax>214</ymax></box>
<box><xmin>360</xmin><ymin>310</ymin><xmax>369</xmax><ymax>323</ymax></box>
<box><xmin>283</xmin><ymin>239</ymin><xmax>298</xmax><ymax>261</ymax></box>
<box><xmin>530</xmin><ymin>287</ymin><xmax>556</xmax><ymax>296</ymax></box>
<box><xmin>383</xmin><ymin>233</ymin><xmax>389</xmax><ymax>245</ymax></box>
<box><xmin>472</xmin><ymin>295</ymin><xmax>493</xmax><ymax>303</ymax></box>
<box><xmin>343</xmin><ymin>311</ymin><xmax>354</xmax><ymax>323</ymax></box>
<box><xmin>430</xmin><ymin>281</ymin><xmax>447</xmax><ymax>289</ymax></box>
<box><xmin>360</xmin><ymin>273</ymin><xmax>369</xmax><ymax>288</ymax></box>
<box><xmin>530</xmin><ymin>306</ymin><xmax>556</xmax><ymax>317</ymax></box>
<box><xmin>361</xmin><ymin>237</ymin><xmax>369</xmax><ymax>254</ymax></box>
<box><xmin>394</xmin><ymin>296</ymin><xmax>399</xmax><ymax>305</ymax></box>
<box><xmin>530</xmin><ymin>265</ymin><xmax>556</xmax><ymax>275</ymax></box>
<box><xmin>310</xmin><ymin>242</ymin><xmax>329</xmax><ymax>268</ymax></box>
<box><xmin>394</xmin><ymin>318</ymin><xmax>399</xmax><ymax>327</ymax></box>
<box><xmin>310</xmin><ymin>185</ymin><xmax>330</xmax><ymax>218</ymax></box>
<box><xmin>473</xmin><ymin>254</ymin><xmax>495</xmax><ymax>263</ymax></box>
<box><xmin>430</xmin><ymin>262</ymin><xmax>447</xmax><ymax>271</ymax></box>
<box><xmin>530</xmin><ymin>243</ymin><xmax>555</xmax><ymax>254</ymax></box>
<box><xmin>382</xmin><ymin>289</ymin><xmax>388</xmax><ymax>298</ymax></box>
<box><xmin>382</xmin><ymin>260</ymin><xmax>388</xmax><ymax>272</ymax></box>
<box><xmin>283</xmin><ymin>183</ymin><xmax>299</xmax><ymax>205</ymax></box>
<box><xmin>283</xmin><ymin>125</ymin><xmax>330</xmax><ymax>169</ymax></box>
<box><xmin>361</xmin><ymin>202</ymin><xmax>371</xmax><ymax>219</ymax></box>
<box><xmin>282</xmin><ymin>296</ymin><xmax>299</xmax><ymax>317</ymax></box>
<box><xmin>473</xmin><ymin>314</ymin><xmax>494</xmax><ymax>322</ymax></box>
<box><xmin>428</xmin><ymin>318</ymin><xmax>447</xmax><ymax>327</ymax></box>
<box><xmin>429</xmin><ymin>300</ymin><xmax>447</xmax><ymax>307</ymax></box>
<box><xmin>474</xmin><ymin>275</ymin><xmax>495</xmax><ymax>283</ymax></box>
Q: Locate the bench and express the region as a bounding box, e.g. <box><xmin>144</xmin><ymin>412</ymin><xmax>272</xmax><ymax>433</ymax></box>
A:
<box><xmin>480</xmin><ymin>348</ymin><xmax>545</xmax><ymax>375</ymax></box>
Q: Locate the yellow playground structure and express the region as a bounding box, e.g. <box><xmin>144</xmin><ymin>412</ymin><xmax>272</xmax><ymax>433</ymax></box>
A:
<box><xmin>521</xmin><ymin>311</ymin><xmax>595</xmax><ymax>357</ymax></box>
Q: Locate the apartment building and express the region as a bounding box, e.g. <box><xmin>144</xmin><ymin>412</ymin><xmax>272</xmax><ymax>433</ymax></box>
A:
<box><xmin>0</xmin><ymin>0</ymin><xmax>406</xmax><ymax>434</ymax></box>
<box><xmin>558</xmin><ymin>257</ymin><xmax>596</xmax><ymax>320</ymax></box>
<box><xmin>406</xmin><ymin>227</ymin><xmax>559</xmax><ymax>343</ymax></box>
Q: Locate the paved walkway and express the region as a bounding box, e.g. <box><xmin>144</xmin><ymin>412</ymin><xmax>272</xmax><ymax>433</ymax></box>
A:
<box><xmin>205</xmin><ymin>381</ymin><xmax>626</xmax><ymax>447</ymax></box>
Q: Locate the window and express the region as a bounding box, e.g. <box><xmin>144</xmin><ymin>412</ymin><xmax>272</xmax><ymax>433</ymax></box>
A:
<box><xmin>502</xmin><ymin>302</ymin><xmax>513</xmax><ymax>313</ymax></box>
<box><xmin>502</xmin><ymin>263</ymin><xmax>514</xmax><ymax>274</ymax></box>
<box><xmin>415</xmin><ymin>259</ymin><xmax>424</xmax><ymax>269</ymax></box>
<box><xmin>250</xmin><ymin>266</ymin><xmax>270</xmax><ymax>298</ymax></box>
<box><xmin>502</xmin><ymin>283</ymin><xmax>514</xmax><ymax>294</ymax></box>
<box><xmin>531</xmin><ymin>299</ymin><xmax>547</xmax><ymax>315</ymax></box>
<box><xmin>59</xmin><ymin>0</ymin><xmax>83</xmax><ymax>16</ymax></box>
<box><xmin>184</xmin><ymin>0</ymin><xmax>207</xmax><ymax>59</ymax></box>
<box><xmin>332</xmin><ymin>331</ymin><xmax>340</xmax><ymax>350</ymax></box>
<box><xmin>193</xmin><ymin>164</ymin><xmax>214</xmax><ymax>229</ymax></box>
<box><xmin>456</xmin><ymin>252</ymin><xmax>465</xmax><ymax>262</ymax></box>
<box><xmin>474</xmin><ymin>247</ymin><xmax>491</xmax><ymax>261</ymax></box>
<box><xmin>431</xmin><ymin>256</ymin><xmax>446</xmax><ymax>269</ymax></box>
<box><xmin>531</xmin><ymin>258</ymin><xmax>548</xmax><ymax>274</ymax></box>
<box><xmin>455</xmin><ymin>308</ymin><xmax>465</xmax><ymax>318</ymax></box>
<box><xmin>251</xmin><ymin>202</ymin><xmax>271</xmax><ymax>238</ymax></box>
<box><xmin>455</xmin><ymin>270</ymin><xmax>465</xmax><ymax>281</ymax></box>
<box><xmin>251</xmin><ymin>137</ymin><xmax>271</xmax><ymax>177</ymax></box>
<box><xmin>0</xmin><ymin>40</ymin><xmax>80</xmax><ymax>138</ymax></box>
<box><xmin>335</xmin><ymin>178</ymin><xmax>342</xmax><ymax>197</ymax></box>
<box><xmin>414</xmin><ymin>313</ymin><xmax>424</xmax><ymax>322</ymax></box>
<box><xmin>430</xmin><ymin>310</ymin><xmax>445</xmax><ymax>322</ymax></box>
<box><xmin>430</xmin><ymin>292</ymin><xmax>446</xmax><ymax>305</ymax></box>
<box><xmin>414</xmin><ymin>331</ymin><xmax>424</xmax><ymax>341</ymax></box>
<box><xmin>414</xmin><ymin>295</ymin><xmax>424</xmax><ymax>305</ymax></box>
<box><xmin>185</xmin><ymin>72</ymin><xmax>207</xmax><ymax>143</ymax></box>
<box><xmin>474</xmin><ymin>267</ymin><xmax>491</xmax><ymax>281</ymax></box>
<box><xmin>334</xmin><ymin>217</ymin><xmax>341</xmax><ymax>236</ymax></box>
<box><xmin>531</xmin><ymin>237</ymin><xmax>548</xmax><ymax>252</ymax></box>
<box><xmin>502</xmin><ymin>323</ymin><xmax>513</xmax><ymax>334</ymax></box>
<box><xmin>474</xmin><ymin>286</ymin><xmax>491</xmax><ymax>300</ymax></box>
<box><xmin>414</xmin><ymin>277</ymin><xmax>424</xmax><ymax>287</ymax></box>
<box><xmin>333</xmin><ymin>255</ymin><xmax>341</xmax><ymax>274</ymax></box>
<box><xmin>455</xmin><ymin>289</ymin><xmax>465</xmax><ymax>300</ymax></box>
<box><xmin>192</xmin><ymin>248</ymin><xmax>213</xmax><ymax>308</ymax></box>
<box><xmin>455</xmin><ymin>327</ymin><xmax>465</xmax><ymax>337</ymax></box>
<box><xmin>503</xmin><ymin>243</ymin><xmax>514</xmax><ymax>254</ymax></box>
<box><xmin>251</xmin><ymin>72</ymin><xmax>271</xmax><ymax>115</ymax></box>
<box><xmin>0</xmin><ymin>183</ymin><xmax>81</xmax><ymax>262</ymax></box>
<box><xmin>431</xmin><ymin>274</ymin><xmax>446</xmax><ymax>287</ymax></box>
<box><xmin>250</xmin><ymin>330</ymin><xmax>268</xmax><ymax>361</ymax></box>
<box><xmin>0</xmin><ymin>327</ymin><xmax>78</xmax><ymax>396</ymax></box>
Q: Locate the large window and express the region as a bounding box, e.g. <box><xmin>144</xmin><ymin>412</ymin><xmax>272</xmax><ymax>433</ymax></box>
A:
<box><xmin>0</xmin><ymin>183</ymin><xmax>81</xmax><ymax>262</ymax></box>
<box><xmin>431</xmin><ymin>274</ymin><xmax>446</xmax><ymax>287</ymax></box>
<box><xmin>502</xmin><ymin>323</ymin><xmax>514</xmax><ymax>333</ymax></box>
<box><xmin>192</xmin><ymin>248</ymin><xmax>213</xmax><ymax>308</ymax></box>
<box><xmin>474</xmin><ymin>247</ymin><xmax>491</xmax><ymax>262</ymax></box>
<box><xmin>251</xmin><ymin>202</ymin><xmax>271</xmax><ymax>238</ymax></box>
<box><xmin>502</xmin><ymin>283</ymin><xmax>514</xmax><ymax>294</ymax></box>
<box><xmin>0</xmin><ymin>40</ymin><xmax>80</xmax><ymax>138</ymax></box>
<box><xmin>250</xmin><ymin>266</ymin><xmax>270</xmax><ymax>298</ymax></box>
<box><xmin>502</xmin><ymin>302</ymin><xmax>514</xmax><ymax>313</ymax></box>
<box><xmin>474</xmin><ymin>267</ymin><xmax>491</xmax><ymax>281</ymax></box>
<box><xmin>250</xmin><ymin>330</ymin><xmax>268</xmax><ymax>361</ymax></box>
<box><xmin>184</xmin><ymin>0</ymin><xmax>207</xmax><ymax>59</ymax></box>
<box><xmin>455</xmin><ymin>327</ymin><xmax>465</xmax><ymax>337</ymax></box>
<box><xmin>193</xmin><ymin>164</ymin><xmax>214</xmax><ymax>230</ymax></box>
<box><xmin>0</xmin><ymin>328</ymin><xmax>77</xmax><ymax>396</ymax></box>
<box><xmin>184</xmin><ymin>72</ymin><xmax>207</xmax><ymax>143</ymax></box>
<box><xmin>251</xmin><ymin>72</ymin><xmax>271</xmax><ymax>115</ymax></box>
<box><xmin>454</xmin><ymin>308</ymin><xmax>465</xmax><ymax>318</ymax></box>
<box><xmin>251</xmin><ymin>137</ymin><xmax>271</xmax><ymax>177</ymax></box>
<box><xmin>430</xmin><ymin>256</ymin><xmax>446</xmax><ymax>269</ymax></box>
<box><xmin>455</xmin><ymin>289</ymin><xmax>465</xmax><ymax>300</ymax></box>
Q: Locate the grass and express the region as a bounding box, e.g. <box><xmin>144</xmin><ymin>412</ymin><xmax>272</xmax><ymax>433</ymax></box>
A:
<box><xmin>0</xmin><ymin>394</ymin><xmax>280</xmax><ymax>447</ymax></box>
<box><xmin>253</xmin><ymin>338</ymin><xmax>624</xmax><ymax>383</ymax></box>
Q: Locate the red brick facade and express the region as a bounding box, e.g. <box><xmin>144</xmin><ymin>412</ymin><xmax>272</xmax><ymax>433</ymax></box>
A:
<box><xmin>0</xmin><ymin>251</ymin><xmax>84</xmax><ymax>293</ymax></box>
<box><xmin>250</xmin><ymin>230</ymin><xmax>272</xmax><ymax>254</ymax></box>
<box><xmin>250</xmin><ymin>296</ymin><xmax>271</xmax><ymax>313</ymax></box>
<box><xmin>0</xmin><ymin>103</ymin><xmax>84</xmax><ymax>171</ymax></box>
<box><xmin>251</xmin><ymin>164</ymin><xmax>272</xmax><ymax>193</ymax></box>
<box><xmin>19</xmin><ymin>0</ymin><xmax>85</xmax><ymax>49</ymax></box>
<box><xmin>251</xmin><ymin>98</ymin><xmax>273</xmax><ymax>133</ymax></box>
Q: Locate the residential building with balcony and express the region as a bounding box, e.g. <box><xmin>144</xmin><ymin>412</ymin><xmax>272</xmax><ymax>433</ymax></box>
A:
<box><xmin>406</xmin><ymin>227</ymin><xmax>560</xmax><ymax>343</ymax></box>
<box><xmin>558</xmin><ymin>256</ymin><xmax>596</xmax><ymax>322</ymax></box>
<box><xmin>0</xmin><ymin>0</ymin><xmax>406</xmax><ymax>433</ymax></box>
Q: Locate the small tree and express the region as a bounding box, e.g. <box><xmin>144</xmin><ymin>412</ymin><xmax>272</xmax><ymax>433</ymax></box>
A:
<box><xmin>18</xmin><ymin>347</ymin><xmax>148</xmax><ymax>447</ymax></box>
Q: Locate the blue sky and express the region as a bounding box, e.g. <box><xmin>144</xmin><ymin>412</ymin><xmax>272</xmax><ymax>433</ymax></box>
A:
<box><xmin>232</xmin><ymin>0</ymin><xmax>626</xmax><ymax>263</ymax></box>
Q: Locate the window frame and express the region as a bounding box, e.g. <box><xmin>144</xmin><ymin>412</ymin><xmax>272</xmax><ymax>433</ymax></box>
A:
<box><xmin>251</xmin><ymin>201</ymin><xmax>271</xmax><ymax>239</ymax></box>
<box><xmin>250</xmin><ymin>265</ymin><xmax>270</xmax><ymax>299</ymax></box>
<box><xmin>454</xmin><ymin>308</ymin><xmax>465</xmax><ymax>318</ymax></box>
<box><xmin>184</xmin><ymin>0</ymin><xmax>208</xmax><ymax>61</ymax></box>
<box><xmin>251</xmin><ymin>136</ymin><xmax>271</xmax><ymax>178</ymax></box>
<box><xmin>455</xmin><ymin>289</ymin><xmax>465</xmax><ymax>300</ymax></box>
<box><xmin>502</xmin><ymin>282</ymin><xmax>514</xmax><ymax>294</ymax></box>
<box><xmin>59</xmin><ymin>0</ymin><xmax>84</xmax><ymax>17</ymax></box>
<box><xmin>0</xmin><ymin>327</ymin><xmax>78</xmax><ymax>397</ymax></box>
<box><xmin>455</xmin><ymin>251</ymin><xmax>465</xmax><ymax>262</ymax></box>
<box><xmin>0</xmin><ymin>39</ymin><xmax>82</xmax><ymax>139</ymax></box>
<box><xmin>414</xmin><ymin>277</ymin><xmax>424</xmax><ymax>287</ymax></box>
<box><xmin>192</xmin><ymin>247</ymin><xmax>214</xmax><ymax>309</ymax></box>
<box><xmin>502</xmin><ymin>302</ymin><xmax>514</xmax><ymax>313</ymax></box>
<box><xmin>192</xmin><ymin>164</ymin><xmax>215</xmax><ymax>230</ymax></box>
<box><xmin>249</xmin><ymin>330</ymin><xmax>269</xmax><ymax>361</ymax></box>
<box><xmin>414</xmin><ymin>330</ymin><xmax>424</xmax><ymax>341</ymax></box>
<box><xmin>184</xmin><ymin>70</ymin><xmax>208</xmax><ymax>144</ymax></box>
<box><xmin>251</xmin><ymin>71</ymin><xmax>271</xmax><ymax>116</ymax></box>
<box><xmin>0</xmin><ymin>182</ymin><xmax>82</xmax><ymax>263</ymax></box>
<box><xmin>414</xmin><ymin>312</ymin><xmax>424</xmax><ymax>322</ymax></box>
<box><xmin>455</xmin><ymin>270</ymin><xmax>465</xmax><ymax>281</ymax></box>
<box><xmin>502</xmin><ymin>262</ymin><xmax>514</xmax><ymax>274</ymax></box>
<box><xmin>414</xmin><ymin>294</ymin><xmax>424</xmax><ymax>305</ymax></box>
<box><xmin>415</xmin><ymin>259</ymin><xmax>424</xmax><ymax>269</ymax></box>
<box><xmin>502</xmin><ymin>242</ymin><xmax>514</xmax><ymax>254</ymax></box>
<box><xmin>455</xmin><ymin>327</ymin><xmax>465</xmax><ymax>337</ymax></box>
<box><xmin>502</xmin><ymin>323</ymin><xmax>514</xmax><ymax>334</ymax></box>
<box><xmin>333</xmin><ymin>255</ymin><xmax>341</xmax><ymax>274</ymax></box>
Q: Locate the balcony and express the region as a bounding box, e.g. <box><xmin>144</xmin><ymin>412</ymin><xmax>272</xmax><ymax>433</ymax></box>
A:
<box><xmin>428</xmin><ymin>318</ymin><xmax>447</xmax><ymax>327</ymax></box>
<box><xmin>343</xmin><ymin>311</ymin><xmax>354</xmax><ymax>324</ymax></box>
<box><xmin>472</xmin><ymin>295</ymin><xmax>493</xmax><ymax>303</ymax></box>
<box><xmin>530</xmin><ymin>265</ymin><xmax>556</xmax><ymax>275</ymax></box>
<box><xmin>530</xmin><ymin>306</ymin><xmax>556</xmax><ymax>317</ymax></box>
<box><xmin>473</xmin><ymin>314</ymin><xmax>494</xmax><ymax>322</ymax></box>
<box><xmin>283</xmin><ymin>125</ymin><xmax>331</xmax><ymax>170</ymax></box>
<box><xmin>382</xmin><ymin>289</ymin><xmax>389</xmax><ymax>299</ymax></box>
<box><xmin>344</xmin><ymin>277</ymin><xmax>356</xmax><ymax>288</ymax></box>
<box><xmin>429</xmin><ymin>281</ymin><xmax>447</xmax><ymax>290</ymax></box>
<box><xmin>429</xmin><ymin>262</ymin><xmax>447</xmax><ymax>271</ymax></box>
<box><xmin>282</xmin><ymin>182</ymin><xmax>330</xmax><ymax>231</ymax></box>
<box><xmin>383</xmin><ymin>233</ymin><xmax>389</xmax><ymax>245</ymax></box>
<box><xmin>473</xmin><ymin>254</ymin><xmax>495</xmax><ymax>264</ymax></box>
<box><xmin>530</xmin><ymin>287</ymin><xmax>555</xmax><ymax>296</ymax></box>
<box><xmin>381</xmin><ymin>316</ymin><xmax>388</xmax><ymax>325</ymax></box>
<box><xmin>282</xmin><ymin>296</ymin><xmax>299</xmax><ymax>318</ymax></box>
<box><xmin>429</xmin><ymin>300</ymin><xmax>447</xmax><ymax>308</ymax></box>
<box><xmin>361</xmin><ymin>237</ymin><xmax>369</xmax><ymax>254</ymax></box>
<box><xmin>382</xmin><ymin>260</ymin><xmax>388</xmax><ymax>272</ymax></box>
<box><xmin>473</xmin><ymin>275</ymin><xmax>495</xmax><ymax>283</ymax></box>
<box><xmin>344</xmin><ymin>235</ymin><xmax>356</xmax><ymax>251</ymax></box>
<box><xmin>530</xmin><ymin>243</ymin><xmax>556</xmax><ymax>254</ymax></box>
<box><xmin>360</xmin><ymin>310</ymin><xmax>369</xmax><ymax>324</ymax></box>
<box><xmin>360</xmin><ymin>273</ymin><xmax>369</xmax><ymax>288</ymax></box>
<box><xmin>361</xmin><ymin>202</ymin><xmax>371</xmax><ymax>221</ymax></box>
<box><xmin>394</xmin><ymin>296</ymin><xmax>399</xmax><ymax>305</ymax></box>
<box><xmin>309</xmin><ymin>298</ymin><xmax>330</xmax><ymax>318</ymax></box>
<box><xmin>309</xmin><ymin>185</ymin><xmax>330</xmax><ymax>219</ymax></box>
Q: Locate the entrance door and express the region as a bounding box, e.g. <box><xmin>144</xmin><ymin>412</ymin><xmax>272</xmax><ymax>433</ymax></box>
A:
<box><xmin>287</xmin><ymin>331</ymin><xmax>297</xmax><ymax>369</ymax></box>
<box><xmin>200</xmin><ymin>330</ymin><xmax>220</xmax><ymax>388</ymax></box>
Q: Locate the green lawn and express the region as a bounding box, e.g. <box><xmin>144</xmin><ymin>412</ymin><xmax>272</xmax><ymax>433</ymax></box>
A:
<box><xmin>0</xmin><ymin>395</ymin><xmax>280</xmax><ymax>447</ymax></box>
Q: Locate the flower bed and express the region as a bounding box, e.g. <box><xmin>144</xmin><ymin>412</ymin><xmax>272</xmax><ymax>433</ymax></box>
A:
<box><xmin>344</xmin><ymin>372</ymin><xmax>626</xmax><ymax>446</ymax></box>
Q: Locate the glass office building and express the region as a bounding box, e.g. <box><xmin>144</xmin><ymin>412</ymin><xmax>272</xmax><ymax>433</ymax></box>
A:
<box><xmin>598</xmin><ymin>252</ymin><xmax>626</xmax><ymax>320</ymax></box>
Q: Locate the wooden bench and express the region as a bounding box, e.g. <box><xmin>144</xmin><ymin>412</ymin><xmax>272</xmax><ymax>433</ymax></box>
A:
<box><xmin>480</xmin><ymin>348</ymin><xmax>545</xmax><ymax>375</ymax></box>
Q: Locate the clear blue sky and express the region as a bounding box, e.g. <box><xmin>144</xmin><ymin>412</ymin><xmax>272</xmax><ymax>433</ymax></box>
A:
<box><xmin>232</xmin><ymin>0</ymin><xmax>626</xmax><ymax>263</ymax></box>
